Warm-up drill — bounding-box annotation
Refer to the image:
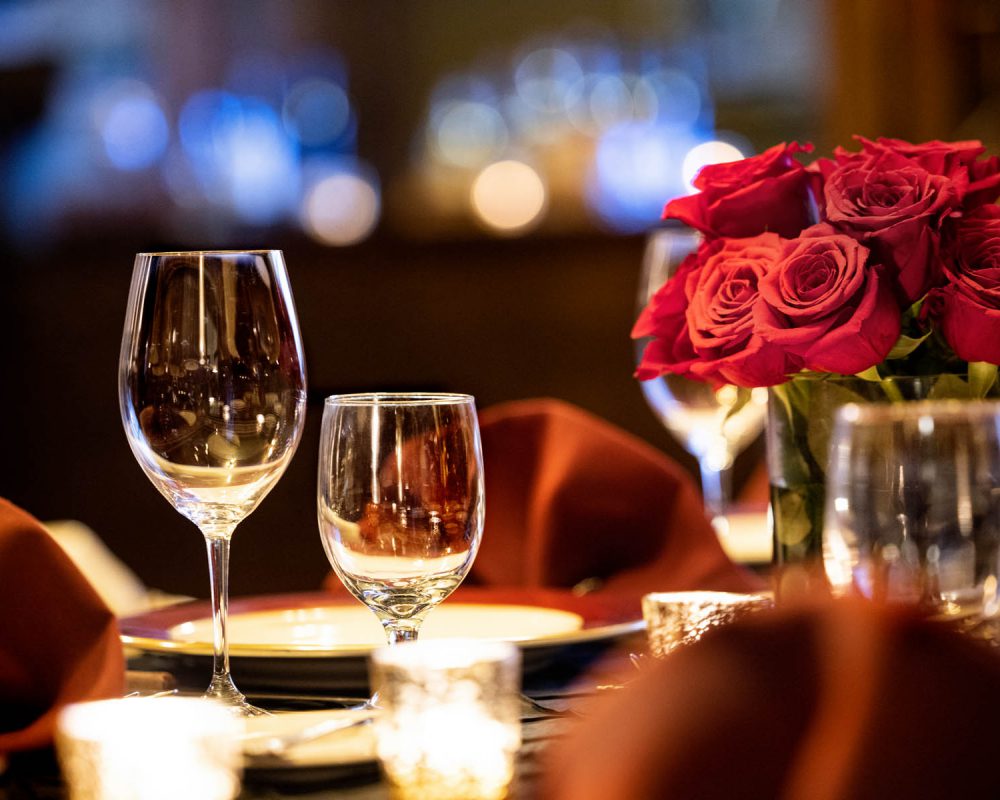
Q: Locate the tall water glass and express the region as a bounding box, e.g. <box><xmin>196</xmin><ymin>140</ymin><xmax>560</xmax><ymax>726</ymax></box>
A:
<box><xmin>824</xmin><ymin>400</ymin><xmax>1000</xmax><ymax>622</ymax></box>
<box><xmin>119</xmin><ymin>250</ymin><xmax>307</xmax><ymax>714</ymax></box>
<box><xmin>318</xmin><ymin>394</ymin><xmax>484</xmax><ymax>645</ymax></box>
<box><xmin>636</xmin><ymin>226</ymin><xmax>768</xmax><ymax>532</ymax></box>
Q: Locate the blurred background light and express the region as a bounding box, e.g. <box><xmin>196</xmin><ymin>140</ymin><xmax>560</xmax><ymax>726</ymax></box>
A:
<box><xmin>588</xmin><ymin>123</ymin><xmax>698</xmax><ymax>232</ymax></box>
<box><xmin>92</xmin><ymin>79</ymin><xmax>169</xmax><ymax>171</ymax></box>
<box><xmin>471</xmin><ymin>159</ymin><xmax>547</xmax><ymax>234</ymax></box>
<box><xmin>681</xmin><ymin>139</ymin><xmax>747</xmax><ymax>191</ymax></box>
<box><xmin>514</xmin><ymin>47</ymin><xmax>583</xmax><ymax>114</ymax></box>
<box><xmin>301</xmin><ymin>161</ymin><xmax>381</xmax><ymax>245</ymax></box>
<box><xmin>283</xmin><ymin>78</ymin><xmax>353</xmax><ymax>148</ymax></box>
<box><xmin>432</xmin><ymin>100</ymin><xmax>509</xmax><ymax>168</ymax></box>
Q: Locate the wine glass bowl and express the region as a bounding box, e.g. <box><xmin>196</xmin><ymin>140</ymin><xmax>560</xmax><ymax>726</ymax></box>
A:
<box><xmin>636</xmin><ymin>226</ymin><xmax>768</xmax><ymax>529</ymax></box>
<box><xmin>823</xmin><ymin>399</ymin><xmax>1000</xmax><ymax>622</ymax></box>
<box><xmin>119</xmin><ymin>250</ymin><xmax>307</xmax><ymax>713</ymax></box>
<box><xmin>317</xmin><ymin>393</ymin><xmax>485</xmax><ymax>645</ymax></box>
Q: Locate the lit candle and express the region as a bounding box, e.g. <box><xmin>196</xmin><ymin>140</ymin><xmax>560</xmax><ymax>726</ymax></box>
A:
<box><xmin>370</xmin><ymin>640</ymin><xmax>521</xmax><ymax>800</ymax></box>
<box><xmin>56</xmin><ymin>697</ymin><xmax>243</xmax><ymax>800</ymax></box>
<box><xmin>642</xmin><ymin>591</ymin><xmax>773</xmax><ymax>658</ymax></box>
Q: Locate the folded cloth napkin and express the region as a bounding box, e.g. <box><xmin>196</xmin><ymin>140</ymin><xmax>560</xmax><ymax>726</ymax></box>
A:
<box><xmin>0</xmin><ymin>498</ymin><xmax>124</xmax><ymax>754</ymax></box>
<box><xmin>467</xmin><ymin>398</ymin><xmax>762</xmax><ymax>599</ymax></box>
<box><xmin>543</xmin><ymin>598</ymin><xmax>1000</xmax><ymax>800</ymax></box>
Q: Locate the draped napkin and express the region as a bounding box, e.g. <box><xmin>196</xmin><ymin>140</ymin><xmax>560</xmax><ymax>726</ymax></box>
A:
<box><xmin>321</xmin><ymin>397</ymin><xmax>761</xmax><ymax>603</ymax></box>
<box><xmin>543</xmin><ymin>598</ymin><xmax>1000</xmax><ymax>800</ymax></box>
<box><xmin>0</xmin><ymin>498</ymin><xmax>124</xmax><ymax>754</ymax></box>
<box><xmin>467</xmin><ymin>398</ymin><xmax>761</xmax><ymax>599</ymax></box>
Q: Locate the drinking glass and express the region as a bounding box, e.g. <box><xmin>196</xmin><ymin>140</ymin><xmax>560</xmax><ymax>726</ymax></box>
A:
<box><xmin>317</xmin><ymin>394</ymin><xmax>484</xmax><ymax>646</ymax></box>
<box><xmin>635</xmin><ymin>226</ymin><xmax>768</xmax><ymax>533</ymax></box>
<box><xmin>119</xmin><ymin>250</ymin><xmax>307</xmax><ymax>714</ymax></box>
<box><xmin>823</xmin><ymin>400</ymin><xmax>1000</xmax><ymax>623</ymax></box>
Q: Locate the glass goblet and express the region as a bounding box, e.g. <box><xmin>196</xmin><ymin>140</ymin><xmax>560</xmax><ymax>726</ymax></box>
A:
<box><xmin>824</xmin><ymin>399</ymin><xmax>1000</xmax><ymax>624</ymax></box>
<box><xmin>635</xmin><ymin>225</ymin><xmax>768</xmax><ymax>533</ymax></box>
<box><xmin>317</xmin><ymin>393</ymin><xmax>485</xmax><ymax>646</ymax></box>
<box><xmin>119</xmin><ymin>250</ymin><xmax>307</xmax><ymax>714</ymax></box>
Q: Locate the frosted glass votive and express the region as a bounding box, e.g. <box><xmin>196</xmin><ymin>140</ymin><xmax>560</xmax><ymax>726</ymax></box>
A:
<box><xmin>642</xmin><ymin>591</ymin><xmax>773</xmax><ymax>658</ymax></box>
<box><xmin>369</xmin><ymin>639</ymin><xmax>522</xmax><ymax>800</ymax></box>
<box><xmin>55</xmin><ymin>697</ymin><xmax>243</xmax><ymax>800</ymax></box>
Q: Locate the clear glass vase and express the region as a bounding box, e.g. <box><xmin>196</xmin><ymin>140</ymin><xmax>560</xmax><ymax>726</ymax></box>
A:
<box><xmin>766</xmin><ymin>373</ymin><xmax>997</xmax><ymax>597</ymax></box>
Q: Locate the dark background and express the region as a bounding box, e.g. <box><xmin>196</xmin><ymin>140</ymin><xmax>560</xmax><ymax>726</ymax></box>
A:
<box><xmin>2</xmin><ymin>0</ymin><xmax>999</xmax><ymax>599</ymax></box>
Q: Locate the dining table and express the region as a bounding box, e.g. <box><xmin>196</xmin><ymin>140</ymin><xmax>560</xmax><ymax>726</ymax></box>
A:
<box><xmin>0</xmin><ymin>582</ymin><xmax>646</xmax><ymax>800</ymax></box>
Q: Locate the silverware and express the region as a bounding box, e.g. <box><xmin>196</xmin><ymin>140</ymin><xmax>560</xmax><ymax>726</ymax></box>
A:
<box><xmin>241</xmin><ymin>713</ymin><xmax>376</xmax><ymax>758</ymax></box>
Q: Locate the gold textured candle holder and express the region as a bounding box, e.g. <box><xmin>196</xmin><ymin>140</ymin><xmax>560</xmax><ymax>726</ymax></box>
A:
<box><xmin>642</xmin><ymin>591</ymin><xmax>773</xmax><ymax>658</ymax></box>
<box><xmin>56</xmin><ymin>697</ymin><xmax>243</xmax><ymax>800</ymax></box>
<box><xmin>369</xmin><ymin>640</ymin><xmax>521</xmax><ymax>800</ymax></box>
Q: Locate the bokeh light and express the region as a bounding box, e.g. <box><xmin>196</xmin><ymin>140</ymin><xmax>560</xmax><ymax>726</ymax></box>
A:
<box><xmin>432</xmin><ymin>100</ymin><xmax>508</xmax><ymax>168</ymax></box>
<box><xmin>471</xmin><ymin>159</ymin><xmax>547</xmax><ymax>234</ymax></box>
<box><xmin>283</xmin><ymin>78</ymin><xmax>353</xmax><ymax>148</ymax></box>
<box><xmin>93</xmin><ymin>80</ymin><xmax>169</xmax><ymax>171</ymax></box>
<box><xmin>301</xmin><ymin>163</ymin><xmax>381</xmax><ymax>245</ymax></box>
<box><xmin>681</xmin><ymin>139</ymin><xmax>746</xmax><ymax>191</ymax></box>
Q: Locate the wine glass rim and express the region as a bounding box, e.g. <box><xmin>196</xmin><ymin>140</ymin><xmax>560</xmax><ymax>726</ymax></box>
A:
<box><xmin>838</xmin><ymin>398</ymin><xmax>1000</xmax><ymax>424</ymax></box>
<box><xmin>324</xmin><ymin>392</ymin><xmax>475</xmax><ymax>407</ymax></box>
<box><xmin>135</xmin><ymin>249</ymin><xmax>281</xmax><ymax>257</ymax></box>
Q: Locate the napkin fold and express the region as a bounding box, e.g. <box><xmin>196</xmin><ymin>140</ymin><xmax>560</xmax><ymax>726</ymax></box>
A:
<box><xmin>467</xmin><ymin>398</ymin><xmax>762</xmax><ymax>599</ymax></box>
<box><xmin>0</xmin><ymin>497</ymin><xmax>124</xmax><ymax>754</ymax></box>
<box><xmin>543</xmin><ymin>598</ymin><xmax>1000</xmax><ymax>800</ymax></box>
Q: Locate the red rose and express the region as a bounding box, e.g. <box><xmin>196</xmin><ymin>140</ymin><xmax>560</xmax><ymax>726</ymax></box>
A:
<box><xmin>857</xmin><ymin>137</ymin><xmax>1000</xmax><ymax>209</ymax></box>
<box><xmin>822</xmin><ymin>151</ymin><xmax>958</xmax><ymax>302</ymax></box>
<box><xmin>663</xmin><ymin>142</ymin><xmax>819</xmax><ymax>239</ymax></box>
<box><xmin>927</xmin><ymin>205</ymin><xmax>1000</xmax><ymax>363</ymax></box>
<box><xmin>756</xmin><ymin>226</ymin><xmax>901</xmax><ymax>375</ymax></box>
<box><xmin>634</xmin><ymin>234</ymin><xmax>793</xmax><ymax>387</ymax></box>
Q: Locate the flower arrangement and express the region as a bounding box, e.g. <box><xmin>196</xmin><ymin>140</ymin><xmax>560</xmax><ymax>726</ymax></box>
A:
<box><xmin>633</xmin><ymin>137</ymin><xmax>1000</xmax><ymax>392</ymax></box>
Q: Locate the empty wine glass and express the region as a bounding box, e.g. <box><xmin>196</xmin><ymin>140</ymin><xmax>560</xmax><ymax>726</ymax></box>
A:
<box><xmin>119</xmin><ymin>250</ymin><xmax>307</xmax><ymax>714</ymax></box>
<box><xmin>824</xmin><ymin>400</ymin><xmax>1000</xmax><ymax>624</ymax></box>
<box><xmin>317</xmin><ymin>394</ymin><xmax>485</xmax><ymax>646</ymax></box>
<box><xmin>635</xmin><ymin>226</ymin><xmax>768</xmax><ymax>533</ymax></box>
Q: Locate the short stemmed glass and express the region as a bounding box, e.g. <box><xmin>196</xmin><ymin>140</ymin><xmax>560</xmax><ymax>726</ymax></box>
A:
<box><xmin>635</xmin><ymin>226</ymin><xmax>768</xmax><ymax>534</ymax></box>
<box><xmin>119</xmin><ymin>250</ymin><xmax>307</xmax><ymax>715</ymax></box>
<box><xmin>317</xmin><ymin>394</ymin><xmax>485</xmax><ymax>647</ymax></box>
<box><xmin>824</xmin><ymin>400</ymin><xmax>1000</xmax><ymax>625</ymax></box>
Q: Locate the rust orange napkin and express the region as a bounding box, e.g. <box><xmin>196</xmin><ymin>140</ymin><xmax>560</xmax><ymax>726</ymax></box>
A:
<box><xmin>0</xmin><ymin>498</ymin><xmax>124</xmax><ymax>753</ymax></box>
<box><xmin>543</xmin><ymin>598</ymin><xmax>1000</xmax><ymax>800</ymax></box>
<box><xmin>468</xmin><ymin>398</ymin><xmax>761</xmax><ymax>599</ymax></box>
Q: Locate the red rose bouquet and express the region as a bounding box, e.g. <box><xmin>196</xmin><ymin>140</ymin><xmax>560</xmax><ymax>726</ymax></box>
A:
<box><xmin>633</xmin><ymin>137</ymin><xmax>1000</xmax><ymax>570</ymax></box>
<box><xmin>633</xmin><ymin>137</ymin><xmax>1000</xmax><ymax>391</ymax></box>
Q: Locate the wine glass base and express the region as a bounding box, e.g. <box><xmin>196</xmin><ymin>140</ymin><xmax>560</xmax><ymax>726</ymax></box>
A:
<box><xmin>205</xmin><ymin>679</ymin><xmax>271</xmax><ymax>717</ymax></box>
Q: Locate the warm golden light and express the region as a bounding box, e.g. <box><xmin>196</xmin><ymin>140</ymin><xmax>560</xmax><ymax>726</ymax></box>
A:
<box><xmin>302</xmin><ymin>172</ymin><xmax>380</xmax><ymax>246</ymax></box>
<box><xmin>642</xmin><ymin>591</ymin><xmax>772</xmax><ymax>658</ymax></box>
<box><xmin>370</xmin><ymin>640</ymin><xmax>521</xmax><ymax>800</ymax></box>
<box><xmin>56</xmin><ymin>697</ymin><xmax>242</xmax><ymax>800</ymax></box>
<box><xmin>470</xmin><ymin>159</ymin><xmax>547</xmax><ymax>234</ymax></box>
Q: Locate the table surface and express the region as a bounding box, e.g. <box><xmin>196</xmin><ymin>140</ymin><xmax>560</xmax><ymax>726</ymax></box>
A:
<box><xmin>0</xmin><ymin>644</ymin><xmax>632</xmax><ymax>799</ymax></box>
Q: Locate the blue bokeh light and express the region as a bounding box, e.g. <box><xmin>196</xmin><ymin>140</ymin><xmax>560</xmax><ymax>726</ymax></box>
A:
<box><xmin>99</xmin><ymin>89</ymin><xmax>169</xmax><ymax>171</ymax></box>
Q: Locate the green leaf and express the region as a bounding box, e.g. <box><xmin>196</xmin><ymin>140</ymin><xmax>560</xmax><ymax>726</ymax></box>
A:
<box><xmin>928</xmin><ymin>373</ymin><xmax>973</xmax><ymax>400</ymax></box>
<box><xmin>885</xmin><ymin>332</ymin><xmax>932</xmax><ymax>360</ymax></box>
<box><xmin>805</xmin><ymin>380</ymin><xmax>871</xmax><ymax>473</ymax></box>
<box><xmin>970</xmin><ymin>362</ymin><xmax>998</xmax><ymax>398</ymax></box>
<box><xmin>854</xmin><ymin>366</ymin><xmax>882</xmax><ymax>382</ymax></box>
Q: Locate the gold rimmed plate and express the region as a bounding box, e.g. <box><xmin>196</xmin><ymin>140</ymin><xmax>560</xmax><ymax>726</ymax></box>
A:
<box><xmin>121</xmin><ymin>587</ymin><xmax>644</xmax><ymax>693</ymax></box>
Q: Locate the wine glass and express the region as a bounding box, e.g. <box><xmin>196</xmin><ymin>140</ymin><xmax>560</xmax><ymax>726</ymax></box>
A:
<box><xmin>119</xmin><ymin>250</ymin><xmax>307</xmax><ymax>715</ymax></box>
<box><xmin>824</xmin><ymin>400</ymin><xmax>1000</xmax><ymax>625</ymax></box>
<box><xmin>317</xmin><ymin>394</ymin><xmax>484</xmax><ymax>646</ymax></box>
<box><xmin>635</xmin><ymin>225</ymin><xmax>768</xmax><ymax>534</ymax></box>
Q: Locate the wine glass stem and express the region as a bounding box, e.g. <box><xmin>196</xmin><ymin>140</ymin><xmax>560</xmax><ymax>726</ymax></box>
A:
<box><xmin>699</xmin><ymin>459</ymin><xmax>733</xmax><ymax>525</ymax></box>
<box><xmin>384</xmin><ymin>621</ymin><xmax>420</xmax><ymax>645</ymax></box>
<box><xmin>202</xmin><ymin>525</ymin><xmax>242</xmax><ymax>702</ymax></box>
